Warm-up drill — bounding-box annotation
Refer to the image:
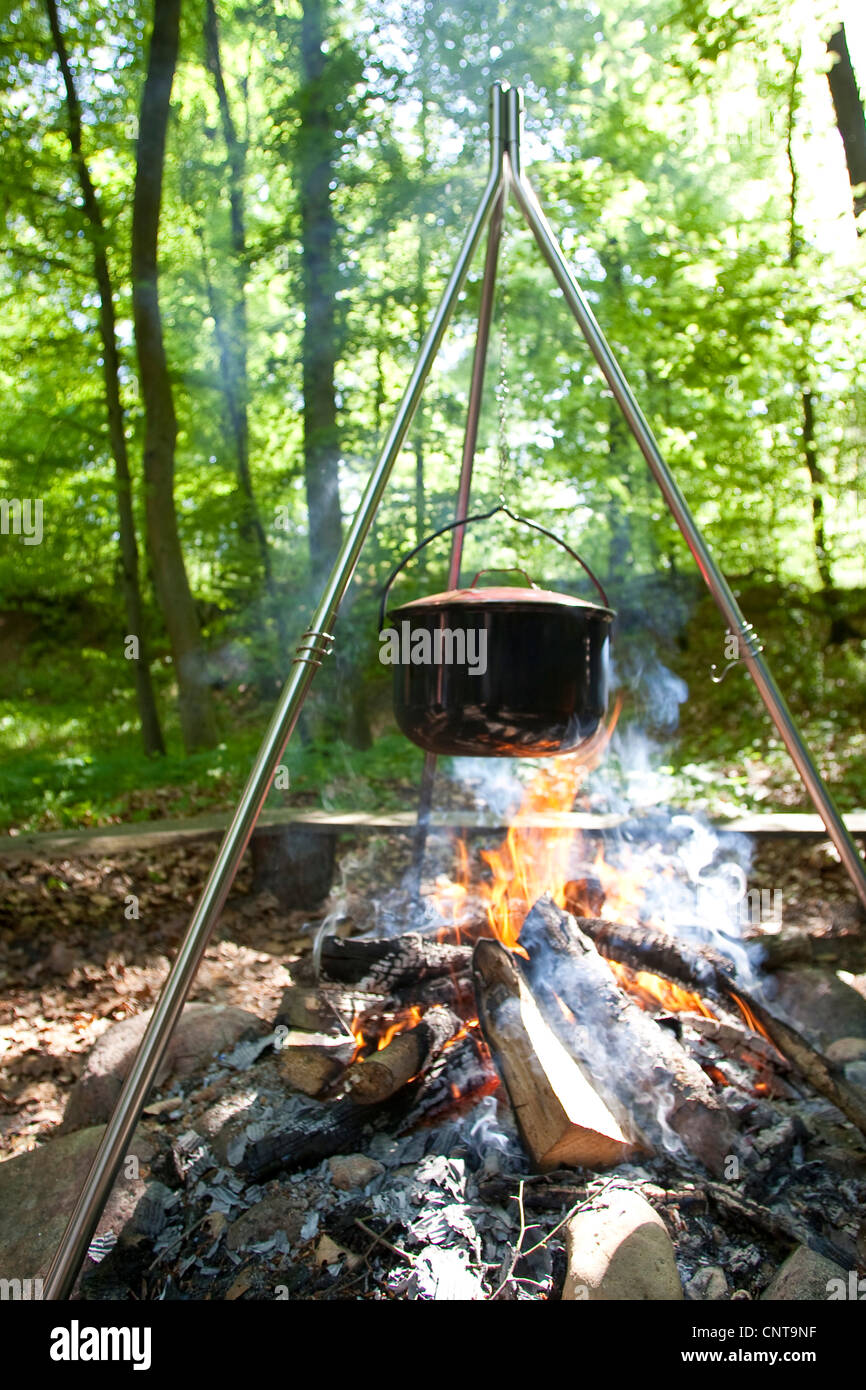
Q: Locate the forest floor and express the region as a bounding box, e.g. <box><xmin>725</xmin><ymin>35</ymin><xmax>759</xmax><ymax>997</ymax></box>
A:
<box><xmin>1</xmin><ymin>823</ymin><xmax>862</xmax><ymax>1163</ymax></box>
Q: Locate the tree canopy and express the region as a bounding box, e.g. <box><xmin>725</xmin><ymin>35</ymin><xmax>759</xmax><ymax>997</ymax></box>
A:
<box><xmin>1</xmin><ymin>0</ymin><xmax>864</xmax><ymax>825</ymax></box>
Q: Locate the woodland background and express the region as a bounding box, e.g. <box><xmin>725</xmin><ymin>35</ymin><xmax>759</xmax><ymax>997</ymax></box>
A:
<box><xmin>1</xmin><ymin>0</ymin><xmax>865</xmax><ymax>830</ymax></box>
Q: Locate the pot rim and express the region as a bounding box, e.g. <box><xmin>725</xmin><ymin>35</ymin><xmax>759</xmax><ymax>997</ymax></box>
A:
<box><xmin>389</xmin><ymin>584</ymin><xmax>615</xmax><ymax>619</ymax></box>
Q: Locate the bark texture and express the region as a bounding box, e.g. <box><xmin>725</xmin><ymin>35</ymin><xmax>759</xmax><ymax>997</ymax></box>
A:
<box><xmin>132</xmin><ymin>0</ymin><xmax>218</xmax><ymax>751</ymax></box>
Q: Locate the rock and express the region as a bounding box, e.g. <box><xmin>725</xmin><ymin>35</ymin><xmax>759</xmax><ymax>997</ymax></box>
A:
<box><xmin>815</xmin><ymin>1144</ymin><xmax>866</xmax><ymax>1178</ymax></box>
<box><xmin>314</xmin><ymin>1233</ymin><xmax>361</xmax><ymax>1271</ymax></box>
<box><xmin>761</xmin><ymin>1245</ymin><xmax>848</xmax><ymax>1300</ymax></box>
<box><xmin>62</xmin><ymin>1003</ymin><xmax>268</xmax><ymax>1131</ymax></box>
<box><xmin>0</xmin><ymin>1124</ymin><xmax>152</xmax><ymax>1282</ymax></box>
<box><xmin>328</xmin><ymin>1153</ymin><xmax>385</xmax><ymax>1191</ymax></box>
<box><xmin>844</xmin><ymin>1061</ymin><xmax>866</xmax><ymax>1091</ymax></box>
<box><xmin>686</xmin><ymin>1266</ymin><xmax>729</xmax><ymax>1300</ymax></box>
<box><xmin>225</xmin><ymin>1192</ymin><xmax>306</xmax><ymax>1250</ymax></box>
<box><xmin>825</xmin><ymin>1037</ymin><xmax>866</xmax><ymax>1065</ymax></box>
<box><xmin>768</xmin><ymin>968</ymin><xmax>866</xmax><ymax>1051</ymax></box>
<box><xmin>562</xmin><ymin>1186</ymin><xmax>683</xmax><ymax>1301</ymax></box>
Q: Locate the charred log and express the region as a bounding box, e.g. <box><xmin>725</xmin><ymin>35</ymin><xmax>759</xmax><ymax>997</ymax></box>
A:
<box><xmin>318</xmin><ymin>933</ymin><xmax>471</xmax><ymax>992</ymax></box>
<box><xmin>238</xmin><ymin>1096</ymin><xmax>376</xmax><ymax>1181</ymax></box>
<box><xmin>395</xmin><ymin>1032</ymin><xmax>496</xmax><ymax>1132</ymax></box>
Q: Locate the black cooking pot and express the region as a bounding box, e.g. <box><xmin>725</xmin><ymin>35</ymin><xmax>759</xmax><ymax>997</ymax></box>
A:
<box><xmin>378</xmin><ymin>505</ymin><xmax>616</xmax><ymax>758</ymax></box>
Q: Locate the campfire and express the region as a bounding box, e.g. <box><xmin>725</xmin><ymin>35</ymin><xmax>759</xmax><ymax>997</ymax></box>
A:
<box><xmin>64</xmin><ymin>755</ymin><xmax>866</xmax><ymax>1304</ymax></box>
<box><xmin>265</xmin><ymin>750</ymin><xmax>866</xmax><ymax>1202</ymax></box>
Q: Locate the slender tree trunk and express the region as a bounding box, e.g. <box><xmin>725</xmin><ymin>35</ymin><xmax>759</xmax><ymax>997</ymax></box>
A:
<box><xmin>45</xmin><ymin>0</ymin><xmax>165</xmax><ymax>756</ymax></box>
<box><xmin>413</xmin><ymin>98</ymin><xmax>429</xmax><ymax>565</ymax></box>
<box><xmin>203</xmin><ymin>0</ymin><xmax>281</xmax><ymax>639</ymax></box>
<box><xmin>298</xmin><ymin>0</ymin><xmax>343</xmax><ymax>592</ymax></box>
<box><xmin>800</xmin><ymin>388</ymin><xmax>832</xmax><ymax>590</ymax></box>
<box><xmin>826</xmin><ymin>24</ymin><xmax>866</xmax><ymax>225</ymax></box>
<box><xmin>132</xmin><ymin>0</ymin><xmax>218</xmax><ymax>752</ymax></box>
<box><xmin>786</xmin><ymin>52</ymin><xmax>834</xmax><ymax>595</ymax></box>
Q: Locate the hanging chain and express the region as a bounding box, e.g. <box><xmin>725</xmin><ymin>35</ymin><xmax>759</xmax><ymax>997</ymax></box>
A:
<box><xmin>496</xmin><ymin>220</ymin><xmax>511</xmax><ymax>505</ymax></box>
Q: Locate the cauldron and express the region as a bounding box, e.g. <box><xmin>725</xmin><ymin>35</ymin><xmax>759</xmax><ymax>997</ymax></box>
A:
<box><xmin>379</xmin><ymin>508</ymin><xmax>615</xmax><ymax>758</ymax></box>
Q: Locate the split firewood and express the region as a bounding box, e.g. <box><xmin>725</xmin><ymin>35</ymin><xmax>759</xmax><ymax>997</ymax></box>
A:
<box><xmin>473</xmin><ymin>937</ymin><xmax>635</xmax><ymax>1171</ymax></box>
<box><xmin>345</xmin><ymin>1005</ymin><xmax>463</xmax><ymax>1105</ymax></box>
<box><xmin>318</xmin><ymin>933</ymin><xmax>472</xmax><ymax>993</ymax></box>
<box><xmin>519</xmin><ymin>898</ymin><xmax>739</xmax><ymax>1177</ymax></box>
<box><xmin>573</xmin><ymin>915</ymin><xmax>866</xmax><ymax>1140</ymax></box>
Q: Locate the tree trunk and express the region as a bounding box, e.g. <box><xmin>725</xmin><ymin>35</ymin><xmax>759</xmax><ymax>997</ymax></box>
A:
<box><xmin>203</xmin><ymin>0</ymin><xmax>283</xmax><ymax>649</ymax></box>
<box><xmin>132</xmin><ymin>0</ymin><xmax>218</xmax><ymax>752</ymax></box>
<box><xmin>786</xmin><ymin>52</ymin><xmax>834</xmax><ymax>596</ymax></box>
<box><xmin>298</xmin><ymin>0</ymin><xmax>343</xmax><ymax>592</ymax></box>
<box><xmin>826</xmin><ymin>24</ymin><xmax>866</xmax><ymax>225</ymax></box>
<box><xmin>413</xmin><ymin>99</ymin><xmax>429</xmax><ymax>564</ymax></box>
<box><xmin>45</xmin><ymin>0</ymin><xmax>165</xmax><ymax>757</ymax></box>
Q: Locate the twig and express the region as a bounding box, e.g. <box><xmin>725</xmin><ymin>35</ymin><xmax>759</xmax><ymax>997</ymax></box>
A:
<box><xmin>354</xmin><ymin>1217</ymin><xmax>417</xmax><ymax>1267</ymax></box>
<box><xmin>487</xmin><ymin>1176</ymin><xmax>621</xmax><ymax>1300</ymax></box>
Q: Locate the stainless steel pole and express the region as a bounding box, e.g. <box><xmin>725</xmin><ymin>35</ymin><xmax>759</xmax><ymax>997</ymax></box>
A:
<box><xmin>411</xmin><ymin>180</ymin><xmax>507</xmax><ymax>889</ymax></box>
<box><xmin>504</xmin><ymin>88</ymin><xmax>866</xmax><ymax>909</ymax></box>
<box><xmin>44</xmin><ymin>93</ymin><xmax>507</xmax><ymax>1302</ymax></box>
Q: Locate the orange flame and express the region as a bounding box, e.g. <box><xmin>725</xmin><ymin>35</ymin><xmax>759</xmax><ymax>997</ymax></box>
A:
<box><xmin>728</xmin><ymin>991</ymin><xmax>775</xmax><ymax>1045</ymax></box>
<box><xmin>479</xmin><ymin>700</ymin><xmax>622</xmax><ymax>951</ymax></box>
<box><xmin>377</xmin><ymin>1006</ymin><xmax>423</xmax><ymax>1051</ymax></box>
<box><xmin>606</xmin><ymin>959</ymin><xmax>716</xmax><ymax>1018</ymax></box>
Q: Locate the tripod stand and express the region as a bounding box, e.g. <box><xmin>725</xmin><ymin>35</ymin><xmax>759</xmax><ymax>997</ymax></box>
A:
<box><xmin>45</xmin><ymin>81</ymin><xmax>866</xmax><ymax>1299</ymax></box>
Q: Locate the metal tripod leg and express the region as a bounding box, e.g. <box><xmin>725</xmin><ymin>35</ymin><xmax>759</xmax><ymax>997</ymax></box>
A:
<box><xmin>410</xmin><ymin>186</ymin><xmax>506</xmax><ymax>894</ymax></box>
<box><xmin>43</xmin><ymin>91</ymin><xmax>507</xmax><ymax>1302</ymax></box>
<box><xmin>503</xmin><ymin>86</ymin><xmax>866</xmax><ymax>911</ymax></box>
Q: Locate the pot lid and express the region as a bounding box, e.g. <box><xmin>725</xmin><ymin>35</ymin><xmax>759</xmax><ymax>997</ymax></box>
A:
<box><xmin>390</xmin><ymin>584</ymin><xmax>615</xmax><ymax>618</ymax></box>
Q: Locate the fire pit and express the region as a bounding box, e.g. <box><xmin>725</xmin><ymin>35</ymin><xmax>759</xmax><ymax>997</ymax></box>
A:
<box><xmin>71</xmin><ymin>753</ymin><xmax>866</xmax><ymax>1303</ymax></box>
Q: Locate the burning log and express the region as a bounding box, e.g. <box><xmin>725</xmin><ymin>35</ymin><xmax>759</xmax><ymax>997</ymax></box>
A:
<box><xmin>317</xmin><ymin>933</ymin><xmax>471</xmax><ymax>993</ymax></box>
<box><xmin>345</xmin><ymin>1006</ymin><xmax>463</xmax><ymax>1105</ymax></box>
<box><xmin>396</xmin><ymin>1032</ymin><xmax>497</xmax><ymax>1130</ymax></box>
<box><xmin>519</xmin><ymin>898</ymin><xmax>739</xmax><ymax>1177</ymax></box>
<box><xmin>573</xmin><ymin>915</ymin><xmax>866</xmax><ymax>1140</ymax></box>
<box><xmin>473</xmin><ymin>938</ymin><xmax>634</xmax><ymax>1171</ymax></box>
<box><xmin>276</xmin><ymin>1030</ymin><xmax>356</xmax><ymax>1098</ymax></box>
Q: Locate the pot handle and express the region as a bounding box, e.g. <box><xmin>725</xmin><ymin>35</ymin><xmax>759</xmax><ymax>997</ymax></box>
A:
<box><xmin>467</xmin><ymin>566</ymin><xmax>538</xmax><ymax>589</ymax></box>
<box><xmin>378</xmin><ymin>502</ymin><xmax>609</xmax><ymax>632</ymax></box>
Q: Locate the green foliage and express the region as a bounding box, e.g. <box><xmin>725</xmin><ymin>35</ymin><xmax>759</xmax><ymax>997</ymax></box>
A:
<box><xmin>0</xmin><ymin>0</ymin><xmax>864</xmax><ymax>824</ymax></box>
